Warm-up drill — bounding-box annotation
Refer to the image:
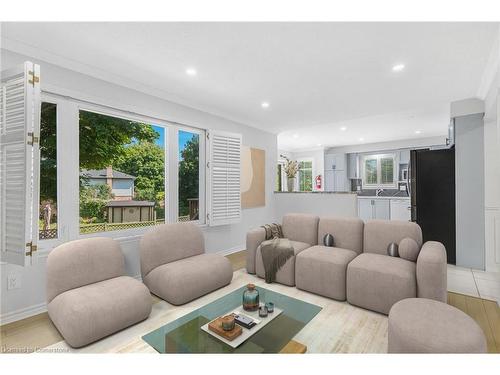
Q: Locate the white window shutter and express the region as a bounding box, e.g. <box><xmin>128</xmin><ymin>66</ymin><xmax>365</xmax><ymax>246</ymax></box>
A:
<box><xmin>0</xmin><ymin>62</ymin><xmax>41</xmax><ymax>265</ymax></box>
<box><xmin>207</xmin><ymin>130</ymin><xmax>242</xmax><ymax>226</ymax></box>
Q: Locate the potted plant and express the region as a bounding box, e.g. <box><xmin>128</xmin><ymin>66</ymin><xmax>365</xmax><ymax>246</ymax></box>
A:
<box><xmin>283</xmin><ymin>157</ymin><xmax>298</xmax><ymax>192</ymax></box>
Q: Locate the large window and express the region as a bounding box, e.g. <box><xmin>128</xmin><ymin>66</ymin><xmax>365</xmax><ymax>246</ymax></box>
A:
<box><xmin>39</xmin><ymin>102</ymin><xmax>58</xmax><ymax>240</ymax></box>
<box><xmin>362</xmin><ymin>153</ymin><xmax>396</xmax><ymax>188</ymax></box>
<box><xmin>178</xmin><ymin>130</ymin><xmax>200</xmax><ymax>222</ymax></box>
<box><xmin>298</xmin><ymin>160</ymin><xmax>313</xmax><ymax>192</ymax></box>
<box><xmin>79</xmin><ymin>110</ymin><xmax>165</xmax><ymax>234</ymax></box>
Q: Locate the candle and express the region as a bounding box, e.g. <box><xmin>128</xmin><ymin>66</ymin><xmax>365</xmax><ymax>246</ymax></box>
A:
<box><xmin>221</xmin><ymin>315</ymin><xmax>235</xmax><ymax>331</ymax></box>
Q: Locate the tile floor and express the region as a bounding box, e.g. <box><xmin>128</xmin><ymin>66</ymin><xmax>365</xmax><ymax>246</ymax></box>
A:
<box><xmin>447</xmin><ymin>264</ymin><xmax>500</xmax><ymax>304</ymax></box>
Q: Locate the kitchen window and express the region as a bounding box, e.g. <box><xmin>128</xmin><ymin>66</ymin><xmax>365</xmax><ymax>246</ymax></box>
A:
<box><xmin>362</xmin><ymin>153</ymin><xmax>397</xmax><ymax>188</ymax></box>
<box><xmin>276</xmin><ymin>161</ymin><xmax>286</xmax><ymax>191</ymax></box>
<box><xmin>298</xmin><ymin>160</ymin><xmax>313</xmax><ymax>192</ymax></box>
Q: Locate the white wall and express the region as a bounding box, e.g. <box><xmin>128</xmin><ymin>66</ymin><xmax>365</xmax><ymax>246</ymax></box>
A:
<box><xmin>455</xmin><ymin>111</ymin><xmax>485</xmax><ymax>269</ymax></box>
<box><xmin>482</xmin><ymin>29</ymin><xmax>500</xmax><ymax>273</ymax></box>
<box><xmin>0</xmin><ymin>49</ymin><xmax>278</xmax><ymax>323</ymax></box>
<box><xmin>274</xmin><ymin>192</ymin><xmax>357</xmax><ymax>221</ymax></box>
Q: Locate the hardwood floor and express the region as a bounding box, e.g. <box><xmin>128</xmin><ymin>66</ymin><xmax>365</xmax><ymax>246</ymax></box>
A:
<box><xmin>225</xmin><ymin>250</ymin><xmax>246</xmax><ymax>271</ymax></box>
<box><xmin>447</xmin><ymin>292</ymin><xmax>500</xmax><ymax>353</ymax></box>
<box><xmin>1</xmin><ymin>250</ymin><xmax>498</xmax><ymax>353</ymax></box>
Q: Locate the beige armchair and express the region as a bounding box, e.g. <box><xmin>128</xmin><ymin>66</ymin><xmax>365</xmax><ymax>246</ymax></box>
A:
<box><xmin>140</xmin><ymin>222</ymin><xmax>233</xmax><ymax>305</ymax></box>
<box><xmin>46</xmin><ymin>237</ymin><xmax>152</xmax><ymax>348</ymax></box>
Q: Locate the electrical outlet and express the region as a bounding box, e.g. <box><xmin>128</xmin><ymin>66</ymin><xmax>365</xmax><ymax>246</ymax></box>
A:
<box><xmin>7</xmin><ymin>274</ymin><xmax>21</xmax><ymax>290</ymax></box>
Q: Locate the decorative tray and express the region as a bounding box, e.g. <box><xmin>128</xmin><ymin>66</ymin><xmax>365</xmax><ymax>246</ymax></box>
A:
<box><xmin>201</xmin><ymin>306</ymin><xmax>283</xmax><ymax>348</ymax></box>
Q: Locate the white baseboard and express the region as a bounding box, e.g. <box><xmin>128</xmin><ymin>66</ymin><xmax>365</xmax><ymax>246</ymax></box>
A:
<box><xmin>0</xmin><ymin>302</ymin><xmax>47</xmax><ymax>326</ymax></box>
<box><xmin>216</xmin><ymin>244</ymin><xmax>246</xmax><ymax>257</ymax></box>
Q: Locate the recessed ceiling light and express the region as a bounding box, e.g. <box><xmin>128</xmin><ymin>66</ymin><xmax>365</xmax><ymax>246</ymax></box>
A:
<box><xmin>185</xmin><ymin>68</ymin><xmax>197</xmax><ymax>76</ymax></box>
<box><xmin>317</xmin><ymin>143</ymin><xmax>322</xmax><ymax>147</ymax></box>
<box><xmin>261</xmin><ymin>102</ymin><xmax>270</xmax><ymax>109</ymax></box>
<box><xmin>392</xmin><ymin>64</ymin><xmax>405</xmax><ymax>72</ymax></box>
<box><xmin>359</xmin><ymin>137</ymin><xmax>364</xmax><ymax>142</ymax></box>
<box><xmin>415</xmin><ymin>130</ymin><xmax>422</xmax><ymax>134</ymax></box>
<box><xmin>293</xmin><ymin>134</ymin><xmax>299</xmax><ymax>139</ymax></box>
<box><xmin>340</xmin><ymin>127</ymin><xmax>347</xmax><ymax>131</ymax></box>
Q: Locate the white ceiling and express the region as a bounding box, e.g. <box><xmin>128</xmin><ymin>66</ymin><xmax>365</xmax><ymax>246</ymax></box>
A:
<box><xmin>1</xmin><ymin>22</ymin><xmax>498</xmax><ymax>150</ymax></box>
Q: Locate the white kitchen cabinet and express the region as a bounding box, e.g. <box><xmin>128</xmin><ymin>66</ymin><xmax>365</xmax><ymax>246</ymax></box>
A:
<box><xmin>390</xmin><ymin>199</ymin><xmax>411</xmax><ymax>221</ymax></box>
<box><xmin>357</xmin><ymin>198</ymin><xmax>393</xmax><ymax>221</ymax></box>
<box><xmin>374</xmin><ymin>199</ymin><xmax>390</xmax><ymax>220</ymax></box>
<box><xmin>324</xmin><ymin>170</ymin><xmax>347</xmax><ymax>192</ymax></box>
<box><xmin>324</xmin><ymin>153</ymin><xmax>346</xmax><ymax>171</ymax></box>
<box><xmin>358</xmin><ymin>199</ymin><xmax>373</xmax><ymax>221</ymax></box>
<box><xmin>324</xmin><ymin>170</ymin><xmax>334</xmax><ymax>191</ymax></box>
<box><xmin>334</xmin><ymin>170</ymin><xmax>347</xmax><ymax>192</ymax></box>
<box><xmin>399</xmin><ymin>149</ymin><xmax>410</xmax><ymax>165</ymax></box>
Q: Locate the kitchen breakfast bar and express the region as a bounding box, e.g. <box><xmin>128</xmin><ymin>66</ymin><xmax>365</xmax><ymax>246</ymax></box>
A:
<box><xmin>274</xmin><ymin>191</ymin><xmax>411</xmax><ymax>222</ymax></box>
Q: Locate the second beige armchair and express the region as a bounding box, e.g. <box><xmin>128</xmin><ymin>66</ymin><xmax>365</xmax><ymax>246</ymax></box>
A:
<box><xmin>140</xmin><ymin>222</ymin><xmax>233</xmax><ymax>305</ymax></box>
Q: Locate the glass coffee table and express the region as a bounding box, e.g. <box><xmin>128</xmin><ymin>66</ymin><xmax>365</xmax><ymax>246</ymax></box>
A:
<box><xmin>142</xmin><ymin>285</ymin><xmax>322</xmax><ymax>353</ymax></box>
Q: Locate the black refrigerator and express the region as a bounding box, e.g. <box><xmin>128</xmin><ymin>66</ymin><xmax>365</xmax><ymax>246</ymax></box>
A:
<box><xmin>410</xmin><ymin>148</ymin><xmax>456</xmax><ymax>264</ymax></box>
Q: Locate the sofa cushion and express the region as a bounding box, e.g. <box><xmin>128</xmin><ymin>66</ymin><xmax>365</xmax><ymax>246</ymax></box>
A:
<box><xmin>296</xmin><ymin>245</ymin><xmax>358</xmax><ymax>300</ymax></box>
<box><xmin>255</xmin><ymin>240</ymin><xmax>310</xmax><ymax>286</ymax></box>
<box><xmin>399</xmin><ymin>237</ymin><xmax>420</xmax><ymax>262</ymax></box>
<box><xmin>282</xmin><ymin>213</ymin><xmax>319</xmax><ymax>245</ymax></box>
<box><xmin>347</xmin><ymin>253</ymin><xmax>416</xmax><ymax>314</ymax></box>
<box><xmin>318</xmin><ymin>217</ymin><xmax>364</xmax><ymax>254</ymax></box>
<box><xmin>363</xmin><ymin>220</ymin><xmax>422</xmax><ymax>255</ymax></box>
<box><xmin>48</xmin><ymin>276</ymin><xmax>151</xmax><ymax>348</ymax></box>
<box><xmin>140</xmin><ymin>222</ymin><xmax>205</xmax><ymax>278</ymax></box>
<box><xmin>46</xmin><ymin>237</ymin><xmax>125</xmax><ymax>303</ymax></box>
<box><xmin>143</xmin><ymin>253</ymin><xmax>233</xmax><ymax>305</ymax></box>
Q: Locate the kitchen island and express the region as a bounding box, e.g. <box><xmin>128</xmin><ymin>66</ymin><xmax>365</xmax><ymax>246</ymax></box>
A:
<box><xmin>274</xmin><ymin>191</ymin><xmax>411</xmax><ymax>222</ymax></box>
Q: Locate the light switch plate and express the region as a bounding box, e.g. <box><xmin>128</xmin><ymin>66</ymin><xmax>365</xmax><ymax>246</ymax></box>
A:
<box><xmin>7</xmin><ymin>274</ymin><xmax>21</xmax><ymax>290</ymax></box>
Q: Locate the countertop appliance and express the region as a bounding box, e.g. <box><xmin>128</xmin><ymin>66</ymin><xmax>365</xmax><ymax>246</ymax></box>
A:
<box><xmin>410</xmin><ymin>148</ymin><xmax>456</xmax><ymax>264</ymax></box>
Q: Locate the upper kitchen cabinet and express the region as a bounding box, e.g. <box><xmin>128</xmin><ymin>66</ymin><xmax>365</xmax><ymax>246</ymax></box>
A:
<box><xmin>347</xmin><ymin>153</ymin><xmax>360</xmax><ymax>179</ymax></box>
<box><xmin>399</xmin><ymin>149</ymin><xmax>410</xmax><ymax>165</ymax></box>
<box><xmin>324</xmin><ymin>152</ymin><xmax>347</xmax><ymax>171</ymax></box>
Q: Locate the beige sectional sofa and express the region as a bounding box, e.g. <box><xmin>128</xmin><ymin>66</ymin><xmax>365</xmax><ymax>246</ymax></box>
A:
<box><xmin>246</xmin><ymin>213</ymin><xmax>447</xmax><ymax>315</ymax></box>
<box><xmin>252</xmin><ymin>214</ymin><xmax>319</xmax><ymax>286</ymax></box>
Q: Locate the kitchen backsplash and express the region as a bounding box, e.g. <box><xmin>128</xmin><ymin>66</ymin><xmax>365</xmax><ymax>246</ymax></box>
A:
<box><xmin>356</xmin><ymin>188</ymin><xmax>409</xmax><ymax>197</ymax></box>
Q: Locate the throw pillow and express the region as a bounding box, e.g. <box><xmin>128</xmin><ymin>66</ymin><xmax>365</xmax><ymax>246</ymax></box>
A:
<box><xmin>387</xmin><ymin>242</ymin><xmax>399</xmax><ymax>257</ymax></box>
<box><xmin>399</xmin><ymin>237</ymin><xmax>420</xmax><ymax>262</ymax></box>
<box><xmin>323</xmin><ymin>233</ymin><xmax>335</xmax><ymax>247</ymax></box>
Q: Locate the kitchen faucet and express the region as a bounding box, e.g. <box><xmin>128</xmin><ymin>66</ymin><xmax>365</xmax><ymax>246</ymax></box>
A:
<box><xmin>376</xmin><ymin>188</ymin><xmax>384</xmax><ymax>196</ymax></box>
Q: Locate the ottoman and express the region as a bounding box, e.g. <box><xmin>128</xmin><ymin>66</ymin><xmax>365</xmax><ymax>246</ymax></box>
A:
<box><xmin>296</xmin><ymin>245</ymin><xmax>358</xmax><ymax>301</ymax></box>
<box><xmin>388</xmin><ymin>298</ymin><xmax>487</xmax><ymax>353</ymax></box>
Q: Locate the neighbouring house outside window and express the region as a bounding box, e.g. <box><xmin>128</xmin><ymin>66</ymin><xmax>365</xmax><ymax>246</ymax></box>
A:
<box><xmin>78</xmin><ymin>110</ymin><xmax>166</xmax><ymax>234</ymax></box>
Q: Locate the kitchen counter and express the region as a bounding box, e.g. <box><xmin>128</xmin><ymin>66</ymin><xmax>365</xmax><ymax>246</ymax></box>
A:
<box><xmin>274</xmin><ymin>191</ymin><xmax>356</xmax><ymax>194</ymax></box>
<box><xmin>357</xmin><ymin>195</ymin><xmax>410</xmax><ymax>200</ymax></box>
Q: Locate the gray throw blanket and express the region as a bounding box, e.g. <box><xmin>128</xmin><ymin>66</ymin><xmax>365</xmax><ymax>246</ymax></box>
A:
<box><xmin>260</xmin><ymin>224</ymin><xmax>294</xmax><ymax>283</ymax></box>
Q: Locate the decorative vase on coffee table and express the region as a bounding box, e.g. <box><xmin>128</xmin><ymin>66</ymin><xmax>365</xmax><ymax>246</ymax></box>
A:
<box><xmin>243</xmin><ymin>284</ymin><xmax>259</xmax><ymax>311</ymax></box>
<box><xmin>287</xmin><ymin>177</ymin><xmax>295</xmax><ymax>192</ymax></box>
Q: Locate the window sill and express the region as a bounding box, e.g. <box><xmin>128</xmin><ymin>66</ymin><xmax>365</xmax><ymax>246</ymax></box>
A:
<box><xmin>36</xmin><ymin>220</ymin><xmax>208</xmax><ymax>254</ymax></box>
